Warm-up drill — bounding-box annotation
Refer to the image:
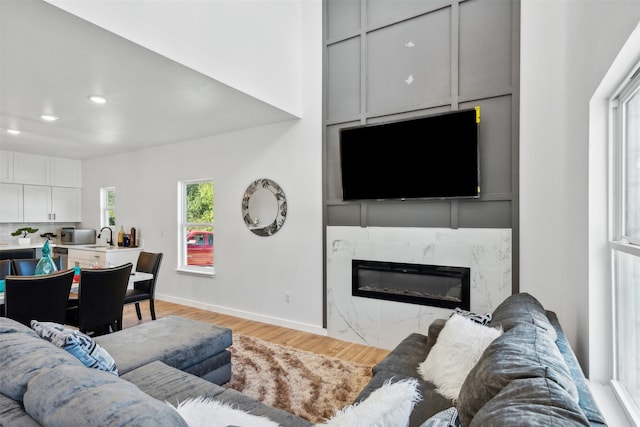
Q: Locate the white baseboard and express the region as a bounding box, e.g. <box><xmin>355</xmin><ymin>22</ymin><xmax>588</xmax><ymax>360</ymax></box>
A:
<box><xmin>156</xmin><ymin>293</ymin><xmax>327</xmax><ymax>336</ymax></box>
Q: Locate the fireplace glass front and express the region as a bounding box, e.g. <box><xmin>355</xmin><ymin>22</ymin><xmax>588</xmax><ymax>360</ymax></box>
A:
<box><xmin>352</xmin><ymin>259</ymin><xmax>470</xmax><ymax>310</ymax></box>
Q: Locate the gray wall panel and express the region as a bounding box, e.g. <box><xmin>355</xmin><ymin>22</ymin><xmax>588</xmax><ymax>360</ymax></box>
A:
<box><xmin>326</xmin><ymin>0</ymin><xmax>361</xmax><ymax>40</ymax></box>
<box><xmin>327</xmin><ymin>38</ymin><xmax>361</xmax><ymax>122</ymax></box>
<box><xmin>459</xmin><ymin>0</ymin><xmax>513</xmax><ymax>97</ymax></box>
<box><xmin>461</xmin><ymin>96</ymin><xmax>513</xmax><ymax>195</ymax></box>
<box><xmin>367</xmin><ymin>10</ymin><xmax>452</xmax><ymax>114</ymax></box>
<box><xmin>326</xmin><ymin>204</ymin><xmax>362</xmax><ymax>225</ymax></box>
<box><xmin>458</xmin><ymin>200</ymin><xmax>512</xmax><ymax>228</ymax></box>
<box><xmin>367</xmin><ymin>0</ymin><xmax>451</xmax><ymax>28</ymax></box>
<box><xmin>367</xmin><ymin>201</ymin><xmax>452</xmax><ymax>227</ymax></box>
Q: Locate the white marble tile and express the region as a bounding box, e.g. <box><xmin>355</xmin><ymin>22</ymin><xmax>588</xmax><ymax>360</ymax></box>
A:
<box><xmin>326</xmin><ymin>226</ymin><xmax>512</xmax><ymax>350</ymax></box>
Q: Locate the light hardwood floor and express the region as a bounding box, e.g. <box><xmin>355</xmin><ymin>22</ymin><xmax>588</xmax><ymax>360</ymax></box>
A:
<box><xmin>123</xmin><ymin>299</ymin><xmax>390</xmax><ymax>367</ymax></box>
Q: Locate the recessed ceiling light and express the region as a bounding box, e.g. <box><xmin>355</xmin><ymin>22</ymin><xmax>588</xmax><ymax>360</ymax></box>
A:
<box><xmin>40</xmin><ymin>114</ymin><xmax>58</xmax><ymax>122</ymax></box>
<box><xmin>7</xmin><ymin>129</ymin><xmax>21</xmax><ymax>135</ymax></box>
<box><xmin>88</xmin><ymin>95</ymin><xmax>107</xmax><ymax>104</ymax></box>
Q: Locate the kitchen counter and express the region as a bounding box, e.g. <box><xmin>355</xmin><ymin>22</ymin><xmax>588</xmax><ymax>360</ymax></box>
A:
<box><xmin>0</xmin><ymin>242</ymin><xmax>140</xmax><ymax>252</ymax></box>
<box><xmin>0</xmin><ymin>241</ymin><xmax>53</xmax><ymax>251</ymax></box>
<box><xmin>58</xmin><ymin>244</ymin><xmax>142</xmax><ymax>252</ymax></box>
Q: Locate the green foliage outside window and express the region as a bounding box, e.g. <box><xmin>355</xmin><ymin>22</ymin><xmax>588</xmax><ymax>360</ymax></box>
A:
<box><xmin>186</xmin><ymin>182</ymin><xmax>214</xmax><ymax>231</ymax></box>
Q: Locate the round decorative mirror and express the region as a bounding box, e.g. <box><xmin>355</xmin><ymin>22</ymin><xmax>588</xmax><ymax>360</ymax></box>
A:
<box><xmin>242</xmin><ymin>179</ymin><xmax>287</xmax><ymax>236</ymax></box>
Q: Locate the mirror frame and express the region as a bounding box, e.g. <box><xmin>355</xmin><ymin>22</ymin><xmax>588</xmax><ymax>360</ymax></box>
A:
<box><xmin>242</xmin><ymin>178</ymin><xmax>287</xmax><ymax>236</ymax></box>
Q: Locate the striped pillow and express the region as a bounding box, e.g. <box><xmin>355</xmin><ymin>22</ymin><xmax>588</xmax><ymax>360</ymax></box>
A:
<box><xmin>451</xmin><ymin>307</ymin><xmax>492</xmax><ymax>326</ymax></box>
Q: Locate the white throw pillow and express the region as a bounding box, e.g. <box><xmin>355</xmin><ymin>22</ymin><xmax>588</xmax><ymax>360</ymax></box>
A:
<box><xmin>171</xmin><ymin>397</ymin><xmax>279</xmax><ymax>427</ymax></box>
<box><xmin>418</xmin><ymin>314</ymin><xmax>501</xmax><ymax>401</ymax></box>
<box><xmin>318</xmin><ymin>378</ymin><xmax>421</xmax><ymax>427</ymax></box>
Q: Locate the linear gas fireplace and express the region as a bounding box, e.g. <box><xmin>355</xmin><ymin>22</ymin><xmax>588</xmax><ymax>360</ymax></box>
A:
<box><xmin>352</xmin><ymin>259</ymin><xmax>470</xmax><ymax>310</ymax></box>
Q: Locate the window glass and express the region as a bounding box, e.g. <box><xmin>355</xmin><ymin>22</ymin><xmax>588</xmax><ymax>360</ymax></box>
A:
<box><xmin>101</xmin><ymin>187</ymin><xmax>116</xmax><ymax>228</ymax></box>
<box><xmin>624</xmin><ymin>87</ymin><xmax>640</xmax><ymax>241</ymax></box>
<box><xmin>179</xmin><ymin>180</ymin><xmax>214</xmax><ymax>273</ymax></box>
<box><xmin>614</xmin><ymin>251</ymin><xmax>640</xmax><ymax>406</ymax></box>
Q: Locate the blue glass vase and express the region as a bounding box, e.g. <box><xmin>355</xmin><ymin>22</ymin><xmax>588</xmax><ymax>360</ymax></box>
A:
<box><xmin>35</xmin><ymin>240</ymin><xmax>58</xmax><ymax>275</ymax></box>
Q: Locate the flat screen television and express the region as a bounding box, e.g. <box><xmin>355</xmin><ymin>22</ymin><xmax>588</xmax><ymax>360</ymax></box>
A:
<box><xmin>339</xmin><ymin>108</ymin><xmax>480</xmax><ymax>201</ymax></box>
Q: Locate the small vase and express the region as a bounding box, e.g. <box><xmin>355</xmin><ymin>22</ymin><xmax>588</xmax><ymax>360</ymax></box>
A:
<box><xmin>18</xmin><ymin>237</ymin><xmax>31</xmax><ymax>245</ymax></box>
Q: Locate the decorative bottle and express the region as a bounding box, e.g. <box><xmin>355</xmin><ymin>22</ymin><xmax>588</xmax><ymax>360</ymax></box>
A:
<box><xmin>34</xmin><ymin>240</ymin><xmax>59</xmax><ymax>275</ymax></box>
<box><xmin>117</xmin><ymin>226</ymin><xmax>124</xmax><ymax>247</ymax></box>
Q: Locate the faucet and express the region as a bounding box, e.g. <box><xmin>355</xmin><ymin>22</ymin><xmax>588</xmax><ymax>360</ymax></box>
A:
<box><xmin>98</xmin><ymin>227</ymin><xmax>114</xmax><ymax>246</ymax></box>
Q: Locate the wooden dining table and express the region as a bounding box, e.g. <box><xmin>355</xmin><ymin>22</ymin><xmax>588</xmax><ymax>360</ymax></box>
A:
<box><xmin>0</xmin><ymin>271</ymin><xmax>153</xmax><ymax>305</ymax></box>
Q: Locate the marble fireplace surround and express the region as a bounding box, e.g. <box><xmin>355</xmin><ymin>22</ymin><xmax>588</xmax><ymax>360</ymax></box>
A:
<box><xmin>326</xmin><ymin>226</ymin><xmax>512</xmax><ymax>350</ymax></box>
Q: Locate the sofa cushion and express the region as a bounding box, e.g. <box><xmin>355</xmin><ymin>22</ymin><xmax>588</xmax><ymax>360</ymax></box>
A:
<box><xmin>94</xmin><ymin>315</ymin><xmax>232</xmax><ymax>376</ymax></box>
<box><xmin>457</xmin><ymin>322</ymin><xmax>579</xmax><ymax>426</ymax></box>
<box><xmin>30</xmin><ymin>321</ymin><xmax>118</xmax><ymax>376</ymax></box>
<box><xmin>0</xmin><ymin>393</ymin><xmax>40</xmax><ymax>427</ymax></box>
<box><xmin>0</xmin><ymin>317</ymin><xmax>39</xmax><ymax>337</ymax></box>
<box><xmin>373</xmin><ymin>332</ymin><xmax>430</xmax><ymax>377</ymax></box>
<box><xmin>23</xmin><ymin>364</ymin><xmax>188</xmax><ymax>427</ymax></box>
<box><xmin>122</xmin><ymin>360</ymin><xmax>227</xmax><ymax>405</ymax></box>
<box><xmin>490</xmin><ymin>293</ymin><xmax>557</xmax><ymax>339</ymax></box>
<box><xmin>468</xmin><ymin>378</ymin><xmax>590</xmax><ymax>426</ymax></box>
<box><xmin>0</xmin><ymin>329</ymin><xmax>82</xmax><ymax>401</ymax></box>
<box><xmin>418</xmin><ymin>314</ymin><xmax>502</xmax><ymax>400</ymax></box>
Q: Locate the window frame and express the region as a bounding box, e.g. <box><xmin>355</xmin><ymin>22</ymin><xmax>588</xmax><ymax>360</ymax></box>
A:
<box><xmin>609</xmin><ymin>67</ymin><xmax>640</xmax><ymax>422</ymax></box>
<box><xmin>177</xmin><ymin>179</ymin><xmax>214</xmax><ymax>277</ymax></box>
<box><xmin>100</xmin><ymin>186</ymin><xmax>116</xmax><ymax>229</ymax></box>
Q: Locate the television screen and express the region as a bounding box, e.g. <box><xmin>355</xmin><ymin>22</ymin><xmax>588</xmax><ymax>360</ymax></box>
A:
<box><xmin>339</xmin><ymin>108</ymin><xmax>480</xmax><ymax>201</ymax></box>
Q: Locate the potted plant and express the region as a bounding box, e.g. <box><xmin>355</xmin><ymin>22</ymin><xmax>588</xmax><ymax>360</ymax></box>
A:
<box><xmin>11</xmin><ymin>227</ymin><xmax>39</xmax><ymax>245</ymax></box>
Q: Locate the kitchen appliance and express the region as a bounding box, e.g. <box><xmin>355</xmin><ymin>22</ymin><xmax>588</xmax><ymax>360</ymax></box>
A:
<box><xmin>60</xmin><ymin>228</ymin><xmax>96</xmax><ymax>245</ymax></box>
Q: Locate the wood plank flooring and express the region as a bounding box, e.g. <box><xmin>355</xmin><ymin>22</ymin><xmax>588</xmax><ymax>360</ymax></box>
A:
<box><xmin>123</xmin><ymin>300</ymin><xmax>390</xmax><ymax>367</ymax></box>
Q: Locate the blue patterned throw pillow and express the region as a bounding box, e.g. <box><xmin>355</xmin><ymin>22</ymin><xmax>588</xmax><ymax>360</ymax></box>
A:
<box><xmin>451</xmin><ymin>307</ymin><xmax>492</xmax><ymax>326</ymax></box>
<box><xmin>30</xmin><ymin>321</ymin><xmax>118</xmax><ymax>376</ymax></box>
<box><xmin>420</xmin><ymin>407</ymin><xmax>461</xmax><ymax>427</ymax></box>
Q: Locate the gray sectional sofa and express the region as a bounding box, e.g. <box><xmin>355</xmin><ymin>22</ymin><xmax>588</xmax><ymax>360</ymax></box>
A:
<box><xmin>1</xmin><ymin>293</ymin><xmax>607</xmax><ymax>426</ymax></box>
<box><xmin>0</xmin><ymin>315</ymin><xmax>311</xmax><ymax>426</ymax></box>
<box><xmin>356</xmin><ymin>293</ymin><xmax>608</xmax><ymax>426</ymax></box>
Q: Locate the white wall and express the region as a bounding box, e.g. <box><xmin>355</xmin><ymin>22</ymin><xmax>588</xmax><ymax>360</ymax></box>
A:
<box><xmin>80</xmin><ymin>1</ymin><xmax>323</xmax><ymax>333</ymax></box>
<box><xmin>520</xmin><ymin>0</ymin><xmax>640</xmax><ymax>376</ymax></box>
<box><xmin>47</xmin><ymin>0</ymin><xmax>302</xmax><ymax>117</ymax></box>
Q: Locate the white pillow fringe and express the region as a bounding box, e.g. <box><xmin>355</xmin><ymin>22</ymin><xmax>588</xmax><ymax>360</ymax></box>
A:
<box><xmin>318</xmin><ymin>377</ymin><xmax>421</xmax><ymax>427</ymax></box>
<box><xmin>170</xmin><ymin>397</ymin><xmax>279</xmax><ymax>427</ymax></box>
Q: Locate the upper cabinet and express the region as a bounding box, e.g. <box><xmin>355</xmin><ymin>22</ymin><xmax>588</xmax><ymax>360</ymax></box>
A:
<box><xmin>0</xmin><ymin>183</ymin><xmax>24</xmax><ymax>222</ymax></box>
<box><xmin>51</xmin><ymin>156</ymin><xmax>82</xmax><ymax>187</ymax></box>
<box><xmin>7</xmin><ymin>152</ymin><xmax>81</xmax><ymax>188</ymax></box>
<box><xmin>0</xmin><ymin>151</ymin><xmax>83</xmax><ymax>223</ymax></box>
<box><xmin>0</xmin><ymin>151</ymin><xmax>14</xmax><ymax>183</ymax></box>
<box><xmin>13</xmin><ymin>152</ymin><xmax>51</xmax><ymax>185</ymax></box>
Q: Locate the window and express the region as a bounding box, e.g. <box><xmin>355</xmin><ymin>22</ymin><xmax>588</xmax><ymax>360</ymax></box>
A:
<box><xmin>178</xmin><ymin>179</ymin><xmax>214</xmax><ymax>274</ymax></box>
<box><xmin>100</xmin><ymin>187</ymin><xmax>116</xmax><ymax>228</ymax></box>
<box><xmin>610</xmin><ymin>68</ymin><xmax>640</xmax><ymax>419</ymax></box>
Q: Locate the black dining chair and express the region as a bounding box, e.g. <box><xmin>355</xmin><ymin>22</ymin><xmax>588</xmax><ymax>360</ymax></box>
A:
<box><xmin>0</xmin><ymin>259</ymin><xmax>11</xmax><ymax>317</ymax></box>
<box><xmin>4</xmin><ymin>269</ymin><xmax>74</xmax><ymax>327</ymax></box>
<box><xmin>0</xmin><ymin>259</ymin><xmax>11</xmax><ymax>279</ymax></box>
<box><xmin>123</xmin><ymin>252</ymin><xmax>163</xmax><ymax>320</ymax></box>
<box><xmin>66</xmin><ymin>263</ymin><xmax>133</xmax><ymax>337</ymax></box>
<box><xmin>12</xmin><ymin>256</ymin><xmax>64</xmax><ymax>276</ymax></box>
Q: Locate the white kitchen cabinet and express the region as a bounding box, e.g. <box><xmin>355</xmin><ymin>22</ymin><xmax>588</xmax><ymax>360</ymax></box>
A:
<box><xmin>13</xmin><ymin>152</ymin><xmax>51</xmax><ymax>185</ymax></box>
<box><xmin>0</xmin><ymin>183</ymin><xmax>24</xmax><ymax>222</ymax></box>
<box><xmin>23</xmin><ymin>185</ymin><xmax>81</xmax><ymax>222</ymax></box>
<box><xmin>0</xmin><ymin>150</ymin><xmax>13</xmax><ymax>183</ymax></box>
<box><xmin>50</xmin><ymin>157</ymin><xmax>82</xmax><ymax>187</ymax></box>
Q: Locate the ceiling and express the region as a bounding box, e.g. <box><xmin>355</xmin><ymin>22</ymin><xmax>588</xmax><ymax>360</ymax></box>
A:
<box><xmin>0</xmin><ymin>0</ymin><xmax>296</xmax><ymax>160</ymax></box>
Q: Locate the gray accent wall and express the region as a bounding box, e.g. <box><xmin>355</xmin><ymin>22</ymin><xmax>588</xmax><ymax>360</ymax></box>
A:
<box><xmin>323</xmin><ymin>0</ymin><xmax>520</xmax><ymax>286</ymax></box>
